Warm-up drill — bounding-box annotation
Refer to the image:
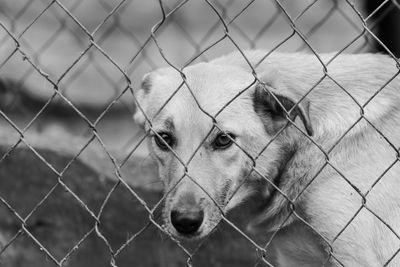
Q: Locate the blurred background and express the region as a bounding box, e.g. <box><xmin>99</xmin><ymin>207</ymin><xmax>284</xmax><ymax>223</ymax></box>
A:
<box><xmin>0</xmin><ymin>0</ymin><xmax>399</xmax><ymax>266</ymax></box>
<box><xmin>0</xmin><ymin>0</ymin><xmax>399</xmax><ymax>155</ymax></box>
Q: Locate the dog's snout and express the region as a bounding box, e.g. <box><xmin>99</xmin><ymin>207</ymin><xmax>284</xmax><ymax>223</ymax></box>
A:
<box><xmin>170</xmin><ymin>207</ymin><xmax>204</xmax><ymax>235</ymax></box>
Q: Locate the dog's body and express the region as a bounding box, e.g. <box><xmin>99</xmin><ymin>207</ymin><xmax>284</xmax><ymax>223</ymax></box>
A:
<box><xmin>134</xmin><ymin>51</ymin><xmax>400</xmax><ymax>266</ymax></box>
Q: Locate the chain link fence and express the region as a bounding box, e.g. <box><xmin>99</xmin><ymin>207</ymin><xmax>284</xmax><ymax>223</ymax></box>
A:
<box><xmin>0</xmin><ymin>0</ymin><xmax>399</xmax><ymax>266</ymax></box>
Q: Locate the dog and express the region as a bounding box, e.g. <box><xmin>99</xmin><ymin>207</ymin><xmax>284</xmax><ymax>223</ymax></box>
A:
<box><xmin>133</xmin><ymin>50</ymin><xmax>400</xmax><ymax>266</ymax></box>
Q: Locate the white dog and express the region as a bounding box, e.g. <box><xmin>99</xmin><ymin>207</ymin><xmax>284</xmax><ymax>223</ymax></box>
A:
<box><xmin>134</xmin><ymin>50</ymin><xmax>400</xmax><ymax>266</ymax></box>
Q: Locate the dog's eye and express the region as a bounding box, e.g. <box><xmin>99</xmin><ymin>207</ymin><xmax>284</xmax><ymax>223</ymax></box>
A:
<box><xmin>154</xmin><ymin>132</ymin><xmax>174</xmax><ymax>151</ymax></box>
<box><xmin>213</xmin><ymin>133</ymin><xmax>235</xmax><ymax>149</ymax></box>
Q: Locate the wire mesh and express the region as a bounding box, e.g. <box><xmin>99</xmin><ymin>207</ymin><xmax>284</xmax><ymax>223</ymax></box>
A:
<box><xmin>0</xmin><ymin>0</ymin><xmax>399</xmax><ymax>266</ymax></box>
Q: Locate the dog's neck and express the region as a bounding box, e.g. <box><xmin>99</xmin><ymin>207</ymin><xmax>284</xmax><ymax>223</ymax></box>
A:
<box><xmin>251</xmin><ymin>121</ymin><xmax>377</xmax><ymax>232</ymax></box>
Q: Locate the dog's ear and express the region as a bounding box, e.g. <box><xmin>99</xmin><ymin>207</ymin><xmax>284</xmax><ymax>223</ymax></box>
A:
<box><xmin>133</xmin><ymin>73</ymin><xmax>152</xmax><ymax>127</ymax></box>
<box><xmin>253</xmin><ymin>71</ymin><xmax>313</xmax><ymax>136</ymax></box>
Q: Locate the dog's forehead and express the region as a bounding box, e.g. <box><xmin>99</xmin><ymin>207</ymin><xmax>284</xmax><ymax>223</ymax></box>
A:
<box><xmin>145</xmin><ymin>62</ymin><xmax>265</xmax><ymax>147</ymax></box>
<box><xmin>148</xmin><ymin>63</ymin><xmax>255</xmax><ymax>116</ymax></box>
<box><xmin>144</xmin><ymin>63</ymin><xmax>256</xmax><ymax>134</ymax></box>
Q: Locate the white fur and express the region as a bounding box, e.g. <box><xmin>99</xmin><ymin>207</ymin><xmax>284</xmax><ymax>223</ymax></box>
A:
<box><xmin>134</xmin><ymin>50</ymin><xmax>400</xmax><ymax>266</ymax></box>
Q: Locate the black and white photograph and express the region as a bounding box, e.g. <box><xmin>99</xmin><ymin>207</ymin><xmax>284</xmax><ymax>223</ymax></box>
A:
<box><xmin>0</xmin><ymin>0</ymin><xmax>399</xmax><ymax>266</ymax></box>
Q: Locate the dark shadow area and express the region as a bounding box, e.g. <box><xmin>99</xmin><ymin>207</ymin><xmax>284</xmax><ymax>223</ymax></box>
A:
<box><xmin>366</xmin><ymin>0</ymin><xmax>400</xmax><ymax>57</ymax></box>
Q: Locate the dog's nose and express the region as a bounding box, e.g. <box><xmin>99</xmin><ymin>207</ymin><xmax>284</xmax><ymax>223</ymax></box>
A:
<box><xmin>170</xmin><ymin>208</ymin><xmax>204</xmax><ymax>235</ymax></box>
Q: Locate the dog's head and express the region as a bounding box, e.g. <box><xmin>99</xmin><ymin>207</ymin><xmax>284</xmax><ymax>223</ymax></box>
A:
<box><xmin>133</xmin><ymin>62</ymin><xmax>313</xmax><ymax>239</ymax></box>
